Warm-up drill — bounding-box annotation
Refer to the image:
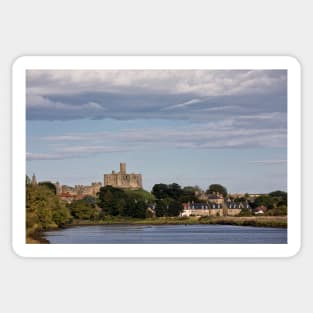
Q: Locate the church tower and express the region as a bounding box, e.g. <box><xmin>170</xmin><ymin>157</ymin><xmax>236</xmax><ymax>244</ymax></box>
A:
<box><xmin>31</xmin><ymin>173</ymin><xmax>37</xmax><ymax>185</ymax></box>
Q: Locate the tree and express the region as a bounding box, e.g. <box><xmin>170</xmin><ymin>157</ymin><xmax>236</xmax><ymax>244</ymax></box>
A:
<box><xmin>180</xmin><ymin>186</ymin><xmax>198</xmax><ymax>203</ymax></box>
<box><xmin>83</xmin><ymin>195</ymin><xmax>97</xmax><ymax>207</ymax></box>
<box><xmin>26</xmin><ymin>183</ymin><xmax>71</xmax><ymax>233</ymax></box>
<box><xmin>124</xmin><ymin>189</ymin><xmax>155</xmax><ymax>203</ymax></box>
<box><xmin>167</xmin><ymin>183</ymin><xmax>183</xmax><ymax>200</ymax></box>
<box><xmin>69</xmin><ymin>199</ymin><xmax>98</xmax><ymax>220</ymax></box>
<box><xmin>155</xmin><ymin>199</ymin><xmax>169</xmax><ymax>217</ymax></box>
<box><xmin>152</xmin><ymin>183</ymin><xmax>183</xmax><ymax>200</ymax></box>
<box><xmin>97</xmin><ymin>186</ymin><xmax>125</xmax><ymax>215</ymax></box>
<box><xmin>167</xmin><ymin>200</ymin><xmax>183</xmax><ymax>217</ymax></box>
<box><xmin>97</xmin><ymin>186</ymin><xmax>153</xmax><ymax>218</ymax></box>
<box><xmin>253</xmin><ymin>195</ymin><xmax>276</xmax><ymax>209</ymax></box>
<box><xmin>127</xmin><ymin>199</ymin><xmax>147</xmax><ymax>218</ymax></box>
<box><xmin>152</xmin><ymin>183</ymin><xmax>169</xmax><ymax>199</ymax></box>
<box><xmin>269</xmin><ymin>190</ymin><xmax>287</xmax><ymax>206</ymax></box>
<box><xmin>206</xmin><ymin>184</ymin><xmax>228</xmax><ymax>197</ymax></box>
<box><xmin>39</xmin><ymin>181</ymin><xmax>57</xmax><ymax>194</ymax></box>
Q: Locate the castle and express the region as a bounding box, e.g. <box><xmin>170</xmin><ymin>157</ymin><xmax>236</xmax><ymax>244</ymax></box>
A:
<box><xmin>56</xmin><ymin>182</ymin><xmax>102</xmax><ymax>197</ymax></box>
<box><xmin>45</xmin><ymin>162</ymin><xmax>142</xmax><ymax>203</ymax></box>
<box><xmin>104</xmin><ymin>162</ymin><xmax>142</xmax><ymax>189</ymax></box>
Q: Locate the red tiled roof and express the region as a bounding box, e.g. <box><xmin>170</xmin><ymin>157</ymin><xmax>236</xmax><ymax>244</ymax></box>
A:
<box><xmin>60</xmin><ymin>192</ymin><xmax>73</xmax><ymax>198</ymax></box>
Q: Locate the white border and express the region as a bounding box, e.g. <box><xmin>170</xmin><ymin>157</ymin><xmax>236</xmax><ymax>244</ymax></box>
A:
<box><xmin>12</xmin><ymin>56</ymin><xmax>301</xmax><ymax>258</ymax></box>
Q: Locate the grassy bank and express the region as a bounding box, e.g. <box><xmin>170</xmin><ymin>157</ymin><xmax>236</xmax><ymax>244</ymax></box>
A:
<box><xmin>198</xmin><ymin>216</ymin><xmax>287</xmax><ymax>228</ymax></box>
<box><xmin>69</xmin><ymin>215</ymin><xmax>287</xmax><ymax>228</ymax></box>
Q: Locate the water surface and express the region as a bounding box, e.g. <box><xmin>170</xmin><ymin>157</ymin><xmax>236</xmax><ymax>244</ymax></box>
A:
<box><xmin>43</xmin><ymin>224</ymin><xmax>287</xmax><ymax>244</ymax></box>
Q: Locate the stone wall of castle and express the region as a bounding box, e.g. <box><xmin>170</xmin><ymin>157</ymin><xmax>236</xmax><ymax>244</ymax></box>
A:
<box><xmin>56</xmin><ymin>182</ymin><xmax>102</xmax><ymax>197</ymax></box>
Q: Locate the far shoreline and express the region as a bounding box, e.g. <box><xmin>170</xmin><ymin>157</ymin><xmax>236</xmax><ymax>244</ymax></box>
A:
<box><xmin>69</xmin><ymin>215</ymin><xmax>288</xmax><ymax>228</ymax></box>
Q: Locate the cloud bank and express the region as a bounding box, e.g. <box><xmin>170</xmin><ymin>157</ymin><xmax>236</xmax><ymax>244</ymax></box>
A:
<box><xmin>26</xmin><ymin>70</ymin><xmax>287</xmax><ymax>160</ymax></box>
<box><xmin>26</xmin><ymin>70</ymin><xmax>287</xmax><ymax>122</ymax></box>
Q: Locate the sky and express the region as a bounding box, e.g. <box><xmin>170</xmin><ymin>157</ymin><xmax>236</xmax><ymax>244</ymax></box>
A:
<box><xmin>26</xmin><ymin>70</ymin><xmax>287</xmax><ymax>193</ymax></box>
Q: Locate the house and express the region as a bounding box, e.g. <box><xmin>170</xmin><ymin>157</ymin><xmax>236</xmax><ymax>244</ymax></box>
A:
<box><xmin>181</xmin><ymin>199</ymin><xmax>251</xmax><ymax>217</ymax></box>
<box><xmin>253</xmin><ymin>205</ymin><xmax>267</xmax><ymax>214</ymax></box>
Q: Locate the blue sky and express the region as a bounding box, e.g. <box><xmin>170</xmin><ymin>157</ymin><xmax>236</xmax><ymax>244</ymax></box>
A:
<box><xmin>26</xmin><ymin>70</ymin><xmax>287</xmax><ymax>193</ymax></box>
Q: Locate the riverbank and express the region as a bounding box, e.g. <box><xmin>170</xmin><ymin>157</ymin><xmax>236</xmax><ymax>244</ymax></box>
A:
<box><xmin>69</xmin><ymin>215</ymin><xmax>287</xmax><ymax>228</ymax></box>
<box><xmin>26</xmin><ymin>230</ymin><xmax>50</xmax><ymax>244</ymax></box>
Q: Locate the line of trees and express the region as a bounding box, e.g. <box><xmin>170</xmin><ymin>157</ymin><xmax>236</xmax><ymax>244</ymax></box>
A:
<box><xmin>26</xmin><ymin>175</ymin><xmax>288</xmax><ymax>237</ymax></box>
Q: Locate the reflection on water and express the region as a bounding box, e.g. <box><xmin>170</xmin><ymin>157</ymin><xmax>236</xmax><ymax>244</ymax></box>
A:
<box><xmin>43</xmin><ymin>224</ymin><xmax>287</xmax><ymax>244</ymax></box>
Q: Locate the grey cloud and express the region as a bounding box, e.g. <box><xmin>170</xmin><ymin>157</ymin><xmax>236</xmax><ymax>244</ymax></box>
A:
<box><xmin>26</xmin><ymin>91</ymin><xmax>287</xmax><ymax>123</ymax></box>
<box><xmin>26</xmin><ymin>69</ymin><xmax>287</xmax><ymax>122</ymax></box>
<box><xmin>27</xmin><ymin>70</ymin><xmax>287</xmax><ymax>97</ymax></box>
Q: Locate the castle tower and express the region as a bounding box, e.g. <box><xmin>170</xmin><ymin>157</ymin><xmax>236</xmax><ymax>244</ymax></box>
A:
<box><xmin>104</xmin><ymin>163</ymin><xmax>142</xmax><ymax>189</ymax></box>
<box><xmin>120</xmin><ymin>162</ymin><xmax>126</xmax><ymax>174</ymax></box>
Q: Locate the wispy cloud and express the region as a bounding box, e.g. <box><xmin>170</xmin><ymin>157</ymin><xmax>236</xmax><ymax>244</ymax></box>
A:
<box><xmin>248</xmin><ymin>160</ymin><xmax>287</xmax><ymax>165</ymax></box>
<box><xmin>27</xmin><ymin>118</ymin><xmax>287</xmax><ymax>160</ymax></box>
<box><xmin>161</xmin><ymin>98</ymin><xmax>202</xmax><ymax>110</ymax></box>
<box><xmin>27</xmin><ymin>146</ymin><xmax>128</xmax><ymax>161</ymax></box>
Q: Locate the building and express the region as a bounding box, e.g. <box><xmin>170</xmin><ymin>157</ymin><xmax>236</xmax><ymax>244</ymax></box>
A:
<box><xmin>55</xmin><ymin>181</ymin><xmax>102</xmax><ymax>202</ymax></box>
<box><xmin>31</xmin><ymin>173</ymin><xmax>37</xmax><ymax>186</ymax></box>
<box><xmin>253</xmin><ymin>205</ymin><xmax>267</xmax><ymax>214</ymax></box>
<box><xmin>104</xmin><ymin>162</ymin><xmax>142</xmax><ymax>189</ymax></box>
<box><xmin>181</xmin><ymin>199</ymin><xmax>251</xmax><ymax>217</ymax></box>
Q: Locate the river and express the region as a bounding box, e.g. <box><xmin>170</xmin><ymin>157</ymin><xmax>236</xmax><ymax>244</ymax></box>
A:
<box><xmin>43</xmin><ymin>224</ymin><xmax>287</xmax><ymax>244</ymax></box>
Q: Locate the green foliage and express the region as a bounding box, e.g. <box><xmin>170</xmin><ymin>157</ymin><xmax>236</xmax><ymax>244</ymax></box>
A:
<box><xmin>98</xmin><ymin>186</ymin><xmax>154</xmax><ymax>218</ymax></box>
<box><xmin>180</xmin><ymin>186</ymin><xmax>198</xmax><ymax>203</ymax></box>
<box><xmin>127</xmin><ymin>199</ymin><xmax>147</xmax><ymax>218</ymax></box>
<box><xmin>155</xmin><ymin>198</ymin><xmax>183</xmax><ymax>217</ymax></box>
<box><xmin>269</xmin><ymin>190</ymin><xmax>287</xmax><ymax>206</ymax></box>
<box><xmin>155</xmin><ymin>198</ymin><xmax>169</xmax><ymax>217</ymax></box>
<box><xmin>206</xmin><ymin>184</ymin><xmax>228</xmax><ymax>197</ymax></box>
<box><xmin>265</xmin><ymin>205</ymin><xmax>287</xmax><ymax>216</ymax></box>
<box><xmin>238</xmin><ymin>208</ymin><xmax>253</xmax><ymax>216</ymax></box>
<box><xmin>152</xmin><ymin>183</ymin><xmax>170</xmax><ymax>199</ymax></box>
<box><xmin>167</xmin><ymin>183</ymin><xmax>183</xmax><ymax>200</ymax></box>
<box><xmin>167</xmin><ymin>200</ymin><xmax>183</xmax><ymax>217</ymax></box>
<box><xmin>82</xmin><ymin>195</ymin><xmax>97</xmax><ymax>206</ymax></box>
<box><xmin>38</xmin><ymin>181</ymin><xmax>57</xmax><ymax>194</ymax></box>
<box><xmin>26</xmin><ymin>182</ymin><xmax>71</xmax><ymax>234</ymax></box>
<box><xmin>253</xmin><ymin>195</ymin><xmax>276</xmax><ymax>209</ymax></box>
<box><xmin>251</xmin><ymin>191</ymin><xmax>287</xmax><ymax>216</ymax></box>
<box><xmin>152</xmin><ymin>183</ymin><xmax>185</xmax><ymax>217</ymax></box>
<box><xmin>124</xmin><ymin>189</ymin><xmax>155</xmax><ymax>203</ymax></box>
<box><xmin>98</xmin><ymin>186</ymin><xmax>125</xmax><ymax>216</ymax></box>
<box><xmin>68</xmin><ymin>198</ymin><xmax>99</xmax><ymax>220</ymax></box>
<box><xmin>152</xmin><ymin>183</ymin><xmax>183</xmax><ymax>200</ymax></box>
